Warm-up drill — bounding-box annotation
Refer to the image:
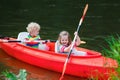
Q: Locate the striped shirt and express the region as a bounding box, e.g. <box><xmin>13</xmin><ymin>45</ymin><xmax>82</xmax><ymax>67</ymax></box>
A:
<box><xmin>25</xmin><ymin>34</ymin><xmax>41</xmax><ymax>48</ymax></box>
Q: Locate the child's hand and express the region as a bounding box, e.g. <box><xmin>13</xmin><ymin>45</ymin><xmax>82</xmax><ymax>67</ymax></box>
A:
<box><xmin>74</xmin><ymin>31</ymin><xmax>78</xmax><ymax>36</ymax></box>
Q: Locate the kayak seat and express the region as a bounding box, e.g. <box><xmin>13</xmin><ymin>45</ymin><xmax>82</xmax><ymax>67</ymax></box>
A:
<box><xmin>17</xmin><ymin>32</ymin><xmax>56</xmax><ymax>52</ymax></box>
<box><xmin>46</xmin><ymin>42</ymin><xmax>55</xmax><ymax>52</ymax></box>
<box><xmin>17</xmin><ymin>32</ymin><xmax>29</xmax><ymax>41</ymax></box>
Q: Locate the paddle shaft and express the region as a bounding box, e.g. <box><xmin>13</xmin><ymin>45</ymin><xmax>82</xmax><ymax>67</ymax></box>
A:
<box><xmin>0</xmin><ymin>39</ymin><xmax>86</xmax><ymax>44</ymax></box>
<box><xmin>59</xmin><ymin>4</ymin><xmax>88</xmax><ymax>80</ymax></box>
<box><xmin>0</xmin><ymin>40</ymin><xmax>56</xmax><ymax>43</ymax></box>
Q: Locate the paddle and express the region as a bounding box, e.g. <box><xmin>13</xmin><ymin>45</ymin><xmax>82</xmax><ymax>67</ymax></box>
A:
<box><xmin>0</xmin><ymin>38</ymin><xmax>86</xmax><ymax>44</ymax></box>
<box><xmin>59</xmin><ymin>4</ymin><xmax>88</xmax><ymax>80</ymax></box>
<box><xmin>0</xmin><ymin>39</ymin><xmax>56</xmax><ymax>43</ymax></box>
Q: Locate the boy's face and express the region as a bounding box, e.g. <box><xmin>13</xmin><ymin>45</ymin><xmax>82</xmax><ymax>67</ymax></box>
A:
<box><xmin>60</xmin><ymin>35</ymin><xmax>69</xmax><ymax>45</ymax></box>
<box><xmin>30</xmin><ymin>30</ymin><xmax>39</xmax><ymax>37</ymax></box>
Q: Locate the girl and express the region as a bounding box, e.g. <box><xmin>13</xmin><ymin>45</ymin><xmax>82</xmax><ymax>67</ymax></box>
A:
<box><xmin>55</xmin><ymin>31</ymin><xmax>86</xmax><ymax>56</ymax></box>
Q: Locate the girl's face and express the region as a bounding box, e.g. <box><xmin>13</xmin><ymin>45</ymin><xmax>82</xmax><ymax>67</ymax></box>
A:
<box><xmin>60</xmin><ymin>36</ymin><xmax>69</xmax><ymax>45</ymax></box>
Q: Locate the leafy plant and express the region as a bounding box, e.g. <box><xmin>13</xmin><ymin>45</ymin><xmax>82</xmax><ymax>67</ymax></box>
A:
<box><xmin>0</xmin><ymin>63</ymin><xmax>10</xmax><ymax>80</ymax></box>
<box><xmin>2</xmin><ymin>69</ymin><xmax>27</xmax><ymax>80</ymax></box>
<box><xmin>102</xmin><ymin>34</ymin><xmax>120</xmax><ymax>65</ymax></box>
<box><xmin>101</xmin><ymin>34</ymin><xmax>120</xmax><ymax>79</ymax></box>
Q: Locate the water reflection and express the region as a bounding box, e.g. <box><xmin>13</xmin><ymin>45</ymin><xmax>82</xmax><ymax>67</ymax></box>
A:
<box><xmin>0</xmin><ymin>49</ymin><xmax>87</xmax><ymax>80</ymax></box>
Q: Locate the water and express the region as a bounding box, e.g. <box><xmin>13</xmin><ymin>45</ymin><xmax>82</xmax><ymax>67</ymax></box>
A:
<box><xmin>0</xmin><ymin>0</ymin><xmax>120</xmax><ymax>51</ymax></box>
<box><xmin>0</xmin><ymin>0</ymin><xmax>120</xmax><ymax>80</ymax></box>
<box><xmin>0</xmin><ymin>48</ymin><xmax>87</xmax><ymax>80</ymax></box>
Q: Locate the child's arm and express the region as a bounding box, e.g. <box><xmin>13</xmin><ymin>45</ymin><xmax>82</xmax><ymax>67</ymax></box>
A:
<box><xmin>62</xmin><ymin>32</ymin><xmax>81</xmax><ymax>52</ymax></box>
<box><xmin>64</xmin><ymin>44</ymin><xmax>72</xmax><ymax>52</ymax></box>
<box><xmin>64</xmin><ymin>46</ymin><xmax>70</xmax><ymax>52</ymax></box>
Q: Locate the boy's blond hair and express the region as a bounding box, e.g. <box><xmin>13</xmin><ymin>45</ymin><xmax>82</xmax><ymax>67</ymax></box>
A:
<box><xmin>26</xmin><ymin>22</ymin><xmax>40</xmax><ymax>33</ymax></box>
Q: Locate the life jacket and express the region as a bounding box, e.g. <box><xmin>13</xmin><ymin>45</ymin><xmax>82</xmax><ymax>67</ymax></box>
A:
<box><xmin>25</xmin><ymin>34</ymin><xmax>41</xmax><ymax>48</ymax></box>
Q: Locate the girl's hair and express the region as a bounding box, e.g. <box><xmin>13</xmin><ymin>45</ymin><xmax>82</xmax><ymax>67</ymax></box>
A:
<box><xmin>58</xmin><ymin>31</ymin><xmax>72</xmax><ymax>45</ymax></box>
<box><xmin>26</xmin><ymin>22</ymin><xmax>41</xmax><ymax>33</ymax></box>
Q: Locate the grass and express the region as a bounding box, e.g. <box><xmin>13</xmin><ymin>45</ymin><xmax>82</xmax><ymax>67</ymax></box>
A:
<box><xmin>102</xmin><ymin>34</ymin><xmax>120</xmax><ymax>65</ymax></box>
<box><xmin>2</xmin><ymin>69</ymin><xmax>27</xmax><ymax>80</ymax></box>
<box><xmin>101</xmin><ymin>34</ymin><xmax>120</xmax><ymax>79</ymax></box>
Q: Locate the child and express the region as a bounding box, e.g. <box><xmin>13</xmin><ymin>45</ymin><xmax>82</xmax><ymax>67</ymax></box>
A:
<box><xmin>25</xmin><ymin>22</ymin><xmax>41</xmax><ymax>48</ymax></box>
<box><xmin>25</xmin><ymin>22</ymin><xmax>49</xmax><ymax>50</ymax></box>
<box><xmin>55</xmin><ymin>31</ymin><xmax>86</xmax><ymax>56</ymax></box>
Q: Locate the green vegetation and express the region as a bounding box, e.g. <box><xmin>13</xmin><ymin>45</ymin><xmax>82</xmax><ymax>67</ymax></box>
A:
<box><xmin>2</xmin><ymin>69</ymin><xmax>27</xmax><ymax>80</ymax></box>
<box><xmin>0</xmin><ymin>63</ymin><xmax>27</xmax><ymax>80</ymax></box>
<box><xmin>0</xmin><ymin>63</ymin><xmax>9</xmax><ymax>73</ymax></box>
<box><xmin>102</xmin><ymin>34</ymin><xmax>120</xmax><ymax>65</ymax></box>
<box><xmin>0</xmin><ymin>63</ymin><xmax>10</xmax><ymax>80</ymax></box>
<box><xmin>102</xmin><ymin>34</ymin><xmax>120</xmax><ymax>79</ymax></box>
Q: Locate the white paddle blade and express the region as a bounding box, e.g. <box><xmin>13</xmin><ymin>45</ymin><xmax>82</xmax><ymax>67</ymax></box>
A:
<box><xmin>79</xmin><ymin>4</ymin><xmax>88</xmax><ymax>26</ymax></box>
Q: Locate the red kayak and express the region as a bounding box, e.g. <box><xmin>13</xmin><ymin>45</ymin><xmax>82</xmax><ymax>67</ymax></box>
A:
<box><xmin>0</xmin><ymin>42</ymin><xmax>118</xmax><ymax>79</ymax></box>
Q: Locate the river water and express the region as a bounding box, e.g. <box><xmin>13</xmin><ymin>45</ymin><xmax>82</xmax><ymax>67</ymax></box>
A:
<box><xmin>0</xmin><ymin>0</ymin><xmax>120</xmax><ymax>80</ymax></box>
